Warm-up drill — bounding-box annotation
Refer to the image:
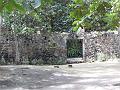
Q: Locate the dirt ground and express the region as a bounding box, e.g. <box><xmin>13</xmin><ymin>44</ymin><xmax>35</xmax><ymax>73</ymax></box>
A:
<box><xmin>0</xmin><ymin>62</ymin><xmax>120</xmax><ymax>90</ymax></box>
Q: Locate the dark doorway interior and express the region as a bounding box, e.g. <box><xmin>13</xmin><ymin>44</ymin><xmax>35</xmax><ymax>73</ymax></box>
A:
<box><xmin>67</xmin><ymin>39</ymin><xmax>83</xmax><ymax>58</ymax></box>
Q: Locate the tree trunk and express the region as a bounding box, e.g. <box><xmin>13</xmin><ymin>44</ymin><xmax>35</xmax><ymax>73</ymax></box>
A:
<box><xmin>13</xmin><ymin>32</ymin><xmax>20</xmax><ymax>64</ymax></box>
<box><xmin>0</xmin><ymin>16</ymin><xmax>2</xmax><ymax>42</ymax></box>
<box><xmin>118</xmin><ymin>27</ymin><xmax>120</xmax><ymax>58</ymax></box>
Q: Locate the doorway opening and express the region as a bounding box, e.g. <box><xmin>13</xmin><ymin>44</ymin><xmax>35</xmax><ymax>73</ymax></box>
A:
<box><xmin>67</xmin><ymin>39</ymin><xmax>83</xmax><ymax>58</ymax></box>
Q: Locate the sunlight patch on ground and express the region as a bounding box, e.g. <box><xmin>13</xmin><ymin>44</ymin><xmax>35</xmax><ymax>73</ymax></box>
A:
<box><xmin>101</xmin><ymin>78</ymin><xmax>120</xmax><ymax>85</ymax></box>
<box><xmin>50</xmin><ymin>84</ymin><xmax>75</xmax><ymax>89</ymax></box>
<box><xmin>112</xmin><ymin>78</ymin><xmax>120</xmax><ymax>82</ymax></box>
<box><xmin>80</xmin><ymin>74</ymin><xmax>100</xmax><ymax>77</ymax></box>
<box><xmin>74</xmin><ymin>78</ymin><xmax>98</xmax><ymax>83</ymax></box>
<box><xmin>84</xmin><ymin>85</ymin><xmax>120</xmax><ymax>90</ymax></box>
<box><xmin>12</xmin><ymin>87</ymin><xmax>29</xmax><ymax>90</ymax></box>
<box><xmin>53</xmin><ymin>73</ymin><xmax>78</xmax><ymax>77</ymax></box>
<box><xmin>84</xmin><ymin>86</ymin><xmax>106</xmax><ymax>90</ymax></box>
<box><xmin>42</xmin><ymin>79</ymin><xmax>49</xmax><ymax>82</ymax></box>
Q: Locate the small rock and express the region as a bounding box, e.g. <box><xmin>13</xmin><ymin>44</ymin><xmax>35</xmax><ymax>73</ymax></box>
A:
<box><xmin>54</xmin><ymin>66</ymin><xmax>59</xmax><ymax>68</ymax></box>
<box><xmin>68</xmin><ymin>65</ymin><xmax>72</xmax><ymax>68</ymax></box>
<box><xmin>22</xmin><ymin>73</ymin><xmax>27</xmax><ymax>75</ymax></box>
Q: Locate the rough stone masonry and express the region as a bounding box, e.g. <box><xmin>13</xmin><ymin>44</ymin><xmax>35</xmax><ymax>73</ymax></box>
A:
<box><xmin>0</xmin><ymin>27</ymin><xmax>119</xmax><ymax>65</ymax></box>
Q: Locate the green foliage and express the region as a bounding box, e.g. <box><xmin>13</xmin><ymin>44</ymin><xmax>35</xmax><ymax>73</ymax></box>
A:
<box><xmin>2</xmin><ymin>11</ymin><xmax>36</xmax><ymax>35</ymax></box>
<box><xmin>67</xmin><ymin>39</ymin><xmax>83</xmax><ymax>58</ymax></box>
<box><xmin>70</xmin><ymin>0</ymin><xmax>120</xmax><ymax>31</ymax></box>
<box><xmin>0</xmin><ymin>0</ymin><xmax>25</xmax><ymax>13</ymax></box>
<box><xmin>39</xmin><ymin>0</ymin><xmax>73</xmax><ymax>32</ymax></box>
<box><xmin>0</xmin><ymin>0</ymin><xmax>52</xmax><ymax>13</ymax></box>
<box><xmin>1</xmin><ymin>0</ymin><xmax>72</xmax><ymax>35</ymax></box>
<box><xmin>1</xmin><ymin>0</ymin><xmax>72</xmax><ymax>33</ymax></box>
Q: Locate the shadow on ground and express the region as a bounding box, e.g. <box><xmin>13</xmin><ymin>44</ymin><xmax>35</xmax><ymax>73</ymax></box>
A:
<box><xmin>0</xmin><ymin>63</ymin><xmax>120</xmax><ymax>90</ymax></box>
<box><xmin>0</xmin><ymin>66</ymin><xmax>82</xmax><ymax>89</ymax></box>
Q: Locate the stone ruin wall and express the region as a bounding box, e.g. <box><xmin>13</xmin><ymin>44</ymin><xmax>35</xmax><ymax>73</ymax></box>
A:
<box><xmin>0</xmin><ymin>27</ymin><xmax>119</xmax><ymax>64</ymax></box>
<box><xmin>0</xmin><ymin>28</ymin><xmax>67</xmax><ymax>65</ymax></box>
<box><xmin>84</xmin><ymin>32</ymin><xmax>120</xmax><ymax>62</ymax></box>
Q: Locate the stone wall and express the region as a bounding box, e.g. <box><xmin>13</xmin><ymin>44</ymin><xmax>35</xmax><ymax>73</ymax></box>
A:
<box><xmin>0</xmin><ymin>27</ymin><xmax>119</xmax><ymax>64</ymax></box>
<box><xmin>84</xmin><ymin>32</ymin><xmax>119</xmax><ymax>62</ymax></box>
<box><xmin>64</xmin><ymin>30</ymin><xmax>119</xmax><ymax>62</ymax></box>
<box><xmin>0</xmin><ymin>29</ymin><xmax>67</xmax><ymax>65</ymax></box>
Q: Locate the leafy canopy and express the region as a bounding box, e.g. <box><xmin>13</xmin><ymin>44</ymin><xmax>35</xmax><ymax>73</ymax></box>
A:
<box><xmin>1</xmin><ymin>0</ymin><xmax>72</xmax><ymax>33</ymax></box>
<box><xmin>0</xmin><ymin>0</ymin><xmax>53</xmax><ymax>13</ymax></box>
<box><xmin>70</xmin><ymin>0</ymin><xmax>120</xmax><ymax>31</ymax></box>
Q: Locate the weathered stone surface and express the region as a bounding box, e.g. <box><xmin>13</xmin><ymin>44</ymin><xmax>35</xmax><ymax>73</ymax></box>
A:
<box><xmin>0</xmin><ymin>27</ymin><xmax>119</xmax><ymax>64</ymax></box>
<box><xmin>84</xmin><ymin>32</ymin><xmax>119</xmax><ymax>62</ymax></box>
